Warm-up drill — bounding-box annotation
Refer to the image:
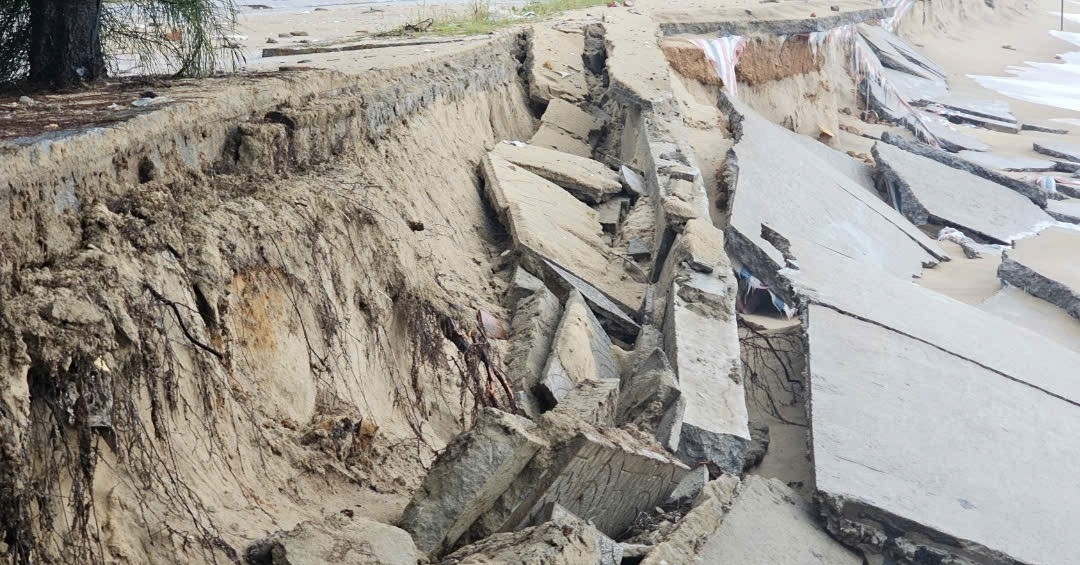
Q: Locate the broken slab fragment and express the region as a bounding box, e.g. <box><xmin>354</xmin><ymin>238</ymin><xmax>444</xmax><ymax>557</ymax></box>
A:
<box><xmin>1022</xmin><ymin>122</ymin><xmax>1069</xmax><ymax>135</ymax></box>
<box><xmin>723</xmin><ymin>100</ymin><xmax>946</xmax><ymax>293</ymax></box>
<box><xmin>505</xmin><ymin>285</ymin><xmax>563</xmax><ymax>394</ymax></box>
<box><xmin>925</xmin><ymin>95</ymin><xmax>1017</xmax><ymax>125</ymax></box>
<box><xmin>1033</xmin><ymin>140</ymin><xmax>1080</xmax><ymax>163</ymax></box>
<box><xmin>526</xmin><ymin>24</ymin><xmax>588</xmax><ymax>105</ymax></box>
<box><xmin>643</xmin><ymin>476</ymin><xmax>862</xmax><ymax>565</ymax></box>
<box><xmin>541</xmin><ymin>503</ymin><xmax>622</xmax><ymax>565</ymax></box>
<box><xmin>882</xmin><ymin>68</ymin><xmax>948</xmax><ymax>105</ymax></box>
<box><xmin>537</xmin><ymin>290</ymin><xmax>620</xmax><ymax>407</ymax></box>
<box><xmin>616</xmin><ymin>349</ymin><xmax>685</xmax><ymax>452</ymax></box>
<box><xmin>998</xmin><ymin>227</ymin><xmax>1080</xmax><ymax>319</ymax></box>
<box><xmin>1047</xmin><ymin>198</ymin><xmax>1080</xmax><ymax>224</ymax></box>
<box><xmin>603</xmin><ymin>10</ymin><xmax>673</xmax><ymax>110</ymax></box>
<box><xmin>958</xmin><ymin>150</ymin><xmax>1056</xmax><ymax>172</ymax></box>
<box><xmin>880</xmin><ymin>131</ymin><xmax>1047</xmax><ymax>207</ymax></box>
<box><xmin>655</xmin><ymin>0</ymin><xmax>892</xmax><ymax>36</ymax></box>
<box><xmin>247</xmin><ymin>513</ymin><xmax>421</xmax><ymax>565</ymax></box>
<box><xmin>481</xmin><ymin>153</ymin><xmax>645</xmax><ymax>315</ymax></box>
<box><xmin>530</xmin><ymin>124</ymin><xmax>593</xmax><ymax>158</ymax></box>
<box><xmin>807</xmin><ymin>303</ymin><xmax>1080</xmax><ymax>565</ymax></box>
<box><xmin>470</xmin><ymin>413</ymin><xmax>689</xmax><ymax>540</ymax></box>
<box><xmin>920</xmin><ymin>103</ymin><xmax>1021</xmax><ymax>134</ymax></box>
<box><xmin>440</xmin><ymin>511</ymin><xmax>606</xmax><ymax>565</ymax></box>
<box><xmin>595</xmin><ymin>196</ymin><xmax>629</xmax><ymax>234</ymax></box>
<box><xmin>858</xmin><ymin>23</ymin><xmax>945</xmax><ymax>81</ymax></box>
<box><xmin>540</xmin><ymin>259</ymin><xmax>641</xmax><ymax>342</ymax></box>
<box><xmin>873</xmin><ymin>141</ymin><xmax>1054</xmax><ymax>244</ymax></box>
<box><xmin>506</xmin><ymin>265</ymin><xmax>545</xmax><ymax>308</ymax></box>
<box><xmin>400</xmin><ymin>408</ymin><xmax>545</xmax><ymax>556</ymax></box>
<box><xmin>493</xmin><ymin>142</ymin><xmax>622</xmax><ymax>203</ymax></box>
<box><xmin>550</xmin><ymin>378</ymin><xmax>620</xmax><ymax>426</ymax></box>
<box><xmin>915</xmin><ymin>113</ymin><xmax>991</xmax><ymax>153</ymax></box>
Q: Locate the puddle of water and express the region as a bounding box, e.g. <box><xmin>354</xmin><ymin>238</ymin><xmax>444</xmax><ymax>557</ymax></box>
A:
<box><xmin>970</xmin><ymin>27</ymin><xmax>1080</xmax><ymax>113</ymax></box>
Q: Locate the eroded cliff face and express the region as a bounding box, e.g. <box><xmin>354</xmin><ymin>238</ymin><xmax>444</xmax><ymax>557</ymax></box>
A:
<box><xmin>0</xmin><ymin>35</ymin><xmax>536</xmax><ymax>564</ymax></box>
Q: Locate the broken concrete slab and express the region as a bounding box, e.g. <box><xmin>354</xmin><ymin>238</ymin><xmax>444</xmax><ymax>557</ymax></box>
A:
<box><xmin>481</xmin><ymin>153</ymin><xmax>645</xmax><ymax>316</ymax></box>
<box><xmin>247</xmin><ymin>513</ymin><xmax>421</xmax><ymax>565</ymax></box>
<box><xmin>1022</xmin><ymin>122</ymin><xmax>1069</xmax><ymax>134</ymax></box>
<box><xmin>400</xmin><ymin>408</ymin><xmax>545</xmax><ymax>556</ymax></box>
<box><xmin>616</xmin><ymin>349</ymin><xmax>684</xmax><ymax>452</ymax></box>
<box><xmin>807</xmin><ymin>303</ymin><xmax>1080</xmax><ymax>565</ymax></box>
<box><xmin>620</xmin><ymin>165</ymin><xmax>646</xmax><ymax>197</ymax></box>
<box><xmin>873</xmin><ymin>141</ymin><xmax>1054</xmax><ymax>244</ymax></box>
<box><xmin>787</xmin><ymin>133</ymin><xmax>876</xmax><ymax>193</ymax></box>
<box><xmin>723</xmin><ymin>100</ymin><xmax>946</xmax><ymax>289</ymax></box>
<box><xmin>880</xmin><ymin>132</ymin><xmax>1047</xmax><ymax>207</ymax></box>
<box><xmin>978</xmin><ymin>285</ymin><xmax>1080</xmax><ymax>354</ymax></box>
<box><xmin>526</xmin><ymin>25</ymin><xmax>588</xmax><ymax>105</ymax></box>
<box><xmin>920</xmin><ymin>103</ymin><xmax>1021</xmax><ymax>134</ymax></box>
<box><xmin>595</xmin><ymin>197</ymin><xmax>629</xmax><ymax>234</ymax></box>
<box><xmin>440</xmin><ymin>511</ymin><xmax>607</xmax><ymax>565</ymax></box>
<box><xmin>530</xmin><ymin>124</ymin><xmax>594</xmax><ymax>158</ymax></box>
<box><xmin>958</xmin><ymin>150</ymin><xmax>1057</xmax><ymax>172</ymax></box>
<box><xmin>882</xmin><ymin>68</ymin><xmax>948</xmax><ymax>104</ymax></box>
<box><xmin>506</xmin><ymin>265</ymin><xmax>545</xmax><ymax>308</ymax></box>
<box><xmin>998</xmin><ymin>227</ymin><xmax>1080</xmax><ymax>319</ymax></box>
<box><xmin>858</xmin><ymin>23</ymin><xmax>944</xmax><ymax>82</ymax></box>
<box><xmin>540</xmin><ymin>259</ymin><xmax>641</xmax><ymax>342</ymax></box>
<box><xmin>916</xmin><ymin>114</ymin><xmax>991</xmax><ymax>152</ymax></box>
<box><xmin>655</xmin><ymin>0</ymin><xmax>891</xmax><ymax>36</ymax></box>
<box><xmin>537</xmin><ymin>290</ymin><xmax>619</xmax><ymax>407</ymax></box>
<box><xmin>540</xmin><ymin>99</ymin><xmax>602</xmax><ymax>143</ymax></box>
<box><xmin>541</xmin><ymin>503</ymin><xmax>622</xmax><ymax>565</ymax></box>
<box><xmin>782</xmin><ymin>243</ymin><xmax>1080</xmax><ymax>404</ymax></box>
<box><xmin>470</xmin><ymin>413</ymin><xmax>689</xmax><ymax>540</ymax></box>
<box><xmin>644</xmin><ymin>476</ymin><xmax>862</xmax><ymax>565</ymax></box>
<box><xmin>551</xmin><ymin>378</ymin><xmax>620</xmax><ymax>427</ymax></box>
<box><xmin>663</xmin><ymin>267</ymin><xmax>748</xmax><ymax>474</ymax></box>
<box><xmin>1048</xmin><ymin>198</ymin><xmax>1080</xmax><ymax>223</ymax></box>
<box><xmin>925</xmin><ymin>95</ymin><xmax>1017</xmax><ymax>125</ymax></box>
<box><xmin>1034</xmin><ymin>140</ymin><xmax>1080</xmax><ymax>163</ymax></box>
<box><xmin>505</xmin><ymin>285</ymin><xmax>563</xmax><ymax>394</ymax></box>
<box><xmin>492</xmin><ymin>142</ymin><xmax>622</xmax><ymax>204</ymax></box>
<box><xmin>603</xmin><ymin>10</ymin><xmax>673</xmax><ymax>110</ymax></box>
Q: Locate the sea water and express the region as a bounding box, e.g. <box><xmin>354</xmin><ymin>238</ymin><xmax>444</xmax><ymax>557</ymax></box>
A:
<box><xmin>970</xmin><ymin>27</ymin><xmax>1080</xmax><ymax>114</ymax></box>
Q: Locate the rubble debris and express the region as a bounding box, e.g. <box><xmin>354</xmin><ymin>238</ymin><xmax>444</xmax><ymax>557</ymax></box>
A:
<box><xmin>723</xmin><ymin>101</ymin><xmax>946</xmax><ymax>294</ymax></box>
<box><xmin>537</xmin><ymin>290</ymin><xmax>620</xmax><ymax>407</ymax></box>
<box><xmin>628</xmin><ymin>237</ymin><xmax>652</xmax><ymax>261</ymax></box>
<box><xmin>480</xmin><ymin>153</ymin><xmax>645</xmax><ymax>315</ymax></box>
<box><xmin>1033</xmin><ymin>140</ymin><xmax>1080</xmax><ymax>163</ymax></box>
<box><xmin>998</xmin><ymin>227</ymin><xmax>1080</xmax><ymax>319</ymax></box>
<box><xmin>644</xmin><ymin>475</ymin><xmax>862</xmax><ymax>565</ymax></box>
<box><xmin>400</xmin><ymin>409</ymin><xmax>546</xmax><ymax>556</ymax></box>
<box><xmin>595</xmin><ymin>196</ymin><xmax>630</xmax><ymax>234</ymax></box>
<box><xmin>246</xmin><ymin>512</ymin><xmax>421</xmax><ymax>565</ymax></box>
<box><xmin>526</xmin><ymin>24</ymin><xmax>589</xmax><ymax>105</ymax></box>
<box><xmin>958</xmin><ymin>150</ymin><xmax>1056</xmax><ymax>172</ymax></box>
<box><xmin>440</xmin><ymin>511</ymin><xmax>608</xmax><ymax>565</ymax></box>
<box><xmin>663</xmin><ymin>463</ymin><xmax>708</xmax><ymax>507</ymax></box>
<box><xmin>470</xmin><ymin>413</ymin><xmax>690</xmax><ymax>540</ymax></box>
<box><xmin>880</xmin><ymin>132</ymin><xmax>1048</xmax><ymax>207</ymax></box>
<box><xmin>807</xmin><ymin>302</ymin><xmax>1080</xmax><ymax>565</ymax></box>
<box><xmin>873</xmin><ymin>141</ymin><xmax>1054</xmax><ymax>244</ymax></box>
<box><xmin>493</xmin><ymin>142</ymin><xmax>622</xmax><ymax>203</ymax></box>
<box><xmin>615</xmin><ymin>349</ymin><xmax>685</xmax><ymax>452</ymax></box>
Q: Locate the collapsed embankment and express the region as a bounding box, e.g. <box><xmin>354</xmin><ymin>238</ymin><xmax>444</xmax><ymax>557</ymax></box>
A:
<box><xmin>0</xmin><ymin>34</ymin><xmax>537</xmax><ymax>564</ymax></box>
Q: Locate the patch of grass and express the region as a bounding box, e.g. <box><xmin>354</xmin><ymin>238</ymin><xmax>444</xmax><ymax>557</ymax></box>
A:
<box><xmin>386</xmin><ymin>0</ymin><xmax>611</xmax><ymax>37</ymax></box>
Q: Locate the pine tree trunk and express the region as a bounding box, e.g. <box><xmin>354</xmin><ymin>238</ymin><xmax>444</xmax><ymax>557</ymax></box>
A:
<box><xmin>27</xmin><ymin>0</ymin><xmax>105</xmax><ymax>88</ymax></box>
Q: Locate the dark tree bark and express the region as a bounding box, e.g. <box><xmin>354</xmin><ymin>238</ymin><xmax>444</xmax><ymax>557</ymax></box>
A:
<box><xmin>27</xmin><ymin>0</ymin><xmax>105</xmax><ymax>88</ymax></box>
